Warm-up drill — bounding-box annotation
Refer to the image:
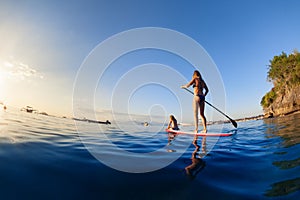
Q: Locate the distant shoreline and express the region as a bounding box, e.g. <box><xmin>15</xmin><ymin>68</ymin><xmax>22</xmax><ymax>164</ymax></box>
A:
<box><xmin>211</xmin><ymin>110</ymin><xmax>300</xmax><ymax>126</ymax></box>
<box><xmin>5</xmin><ymin>104</ymin><xmax>299</xmax><ymax>127</ymax></box>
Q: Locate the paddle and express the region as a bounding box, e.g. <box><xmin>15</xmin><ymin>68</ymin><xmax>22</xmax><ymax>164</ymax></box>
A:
<box><xmin>182</xmin><ymin>87</ymin><xmax>238</xmax><ymax>128</ymax></box>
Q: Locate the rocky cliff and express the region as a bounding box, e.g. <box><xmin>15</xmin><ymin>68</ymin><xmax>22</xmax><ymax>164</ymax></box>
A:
<box><xmin>261</xmin><ymin>51</ymin><xmax>300</xmax><ymax>117</ymax></box>
<box><xmin>263</xmin><ymin>85</ymin><xmax>300</xmax><ymax>117</ymax></box>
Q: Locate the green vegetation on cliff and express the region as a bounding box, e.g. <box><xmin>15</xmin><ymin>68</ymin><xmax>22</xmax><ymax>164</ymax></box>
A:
<box><xmin>261</xmin><ymin>51</ymin><xmax>300</xmax><ymax>109</ymax></box>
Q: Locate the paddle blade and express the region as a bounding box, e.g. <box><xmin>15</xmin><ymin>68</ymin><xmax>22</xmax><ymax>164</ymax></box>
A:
<box><xmin>230</xmin><ymin>119</ymin><xmax>238</xmax><ymax>128</ymax></box>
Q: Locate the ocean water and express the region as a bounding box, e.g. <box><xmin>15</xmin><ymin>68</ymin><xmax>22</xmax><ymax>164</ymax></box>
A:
<box><xmin>0</xmin><ymin>109</ymin><xmax>299</xmax><ymax>200</ymax></box>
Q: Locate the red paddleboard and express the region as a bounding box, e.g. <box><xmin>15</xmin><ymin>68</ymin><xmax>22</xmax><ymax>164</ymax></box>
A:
<box><xmin>166</xmin><ymin>129</ymin><xmax>235</xmax><ymax>137</ymax></box>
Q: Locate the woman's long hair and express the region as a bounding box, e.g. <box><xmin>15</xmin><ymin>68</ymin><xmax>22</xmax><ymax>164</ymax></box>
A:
<box><xmin>193</xmin><ymin>70</ymin><xmax>204</xmax><ymax>88</ymax></box>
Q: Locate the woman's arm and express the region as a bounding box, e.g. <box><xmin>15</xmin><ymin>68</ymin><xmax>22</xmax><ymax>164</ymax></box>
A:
<box><xmin>167</xmin><ymin>120</ymin><xmax>171</xmax><ymax>129</ymax></box>
<box><xmin>181</xmin><ymin>78</ymin><xmax>195</xmax><ymax>88</ymax></box>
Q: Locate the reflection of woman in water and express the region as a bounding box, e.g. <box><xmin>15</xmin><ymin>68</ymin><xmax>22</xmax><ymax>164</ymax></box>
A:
<box><xmin>185</xmin><ymin>136</ymin><xmax>206</xmax><ymax>179</ymax></box>
<box><xmin>166</xmin><ymin>133</ymin><xmax>177</xmax><ymax>152</ymax></box>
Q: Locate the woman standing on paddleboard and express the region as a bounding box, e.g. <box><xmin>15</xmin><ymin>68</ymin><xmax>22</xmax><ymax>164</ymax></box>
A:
<box><xmin>181</xmin><ymin>70</ymin><xmax>209</xmax><ymax>133</ymax></box>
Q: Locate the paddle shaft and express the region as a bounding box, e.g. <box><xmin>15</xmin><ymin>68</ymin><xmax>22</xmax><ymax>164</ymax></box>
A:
<box><xmin>183</xmin><ymin>88</ymin><xmax>237</xmax><ymax>128</ymax></box>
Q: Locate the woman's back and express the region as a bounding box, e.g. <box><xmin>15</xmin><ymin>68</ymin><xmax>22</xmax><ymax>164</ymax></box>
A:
<box><xmin>193</xmin><ymin>77</ymin><xmax>204</xmax><ymax>96</ymax></box>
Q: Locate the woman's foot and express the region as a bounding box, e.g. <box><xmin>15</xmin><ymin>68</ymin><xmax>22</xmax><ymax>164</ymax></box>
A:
<box><xmin>194</xmin><ymin>129</ymin><xmax>198</xmax><ymax>133</ymax></box>
<box><xmin>201</xmin><ymin>129</ymin><xmax>207</xmax><ymax>133</ymax></box>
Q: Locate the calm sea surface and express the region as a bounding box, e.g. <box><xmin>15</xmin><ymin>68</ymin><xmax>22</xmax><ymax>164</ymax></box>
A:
<box><xmin>0</xmin><ymin>109</ymin><xmax>299</xmax><ymax>199</ymax></box>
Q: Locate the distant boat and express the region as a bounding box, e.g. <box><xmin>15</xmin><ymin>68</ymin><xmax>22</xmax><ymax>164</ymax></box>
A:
<box><xmin>73</xmin><ymin>117</ymin><xmax>111</xmax><ymax>125</ymax></box>
<box><xmin>21</xmin><ymin>106</ymin><xmax>35</xmax><ymax>113</ymax></box>
<box><xmin>39</xmin><ymin>112</ymin><xmax>48</xmax><ymax>116</ymax></box>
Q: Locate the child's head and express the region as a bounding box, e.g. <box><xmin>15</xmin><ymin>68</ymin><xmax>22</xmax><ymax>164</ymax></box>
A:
<box><xmin>170</xmin><ymin>115</ymin><xmax>175</xmax><ymax>120</ymax></box>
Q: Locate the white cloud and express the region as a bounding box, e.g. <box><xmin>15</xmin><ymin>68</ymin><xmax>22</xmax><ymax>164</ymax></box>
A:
<box><xmin>0</xmin><ymin>58</ymin><xmax>44</xmax><ymax>81</ymax></box>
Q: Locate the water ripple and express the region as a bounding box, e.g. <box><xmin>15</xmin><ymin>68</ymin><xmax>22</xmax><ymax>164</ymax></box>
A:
<box><xmin>1</xmin><ymin>110</ymin><xmax>300</xmax><ymax>199</ymax></box>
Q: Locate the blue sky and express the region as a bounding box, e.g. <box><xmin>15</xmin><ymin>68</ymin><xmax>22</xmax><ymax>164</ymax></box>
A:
<box><xmin>1</xmin><ymin>0</ymin><xmax>300</xmax><ymax>123</ymax></box>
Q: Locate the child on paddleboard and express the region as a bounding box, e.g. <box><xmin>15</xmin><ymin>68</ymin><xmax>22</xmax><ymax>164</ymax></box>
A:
<box><xmin>167</xmin><ymin>115</ymin><xmax>179</xmax><ymax>130</ymax></box>
<box><xmin>181</xmin><ymin>70</ymin><xmax>209</xmax><ymax>133</ymax></box>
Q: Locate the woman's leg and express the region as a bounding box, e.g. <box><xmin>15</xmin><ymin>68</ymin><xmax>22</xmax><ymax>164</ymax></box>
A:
<box><xmin>193</xmin><ymin>96</ymin><xmax>200</xmax><ymax>132</ymax></box>
<box><xmin>199</xmin><ymin>100</ymin><xmax>207</xmax><ymax>133</ymax></box>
